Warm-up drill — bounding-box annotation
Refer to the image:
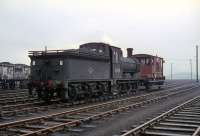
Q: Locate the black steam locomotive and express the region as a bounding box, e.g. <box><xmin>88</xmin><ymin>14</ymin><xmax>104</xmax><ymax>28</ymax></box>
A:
<box><xmin>29</xmin><ymin>42</ymin><xmax>164</xmax><ymax>101</ymax></box>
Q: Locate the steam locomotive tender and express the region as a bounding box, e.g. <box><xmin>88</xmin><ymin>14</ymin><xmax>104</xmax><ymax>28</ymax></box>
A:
<box><xmin>29</xmin><ymin>43</ymin><xmax>164</xmax><ymax>101</ymax></box>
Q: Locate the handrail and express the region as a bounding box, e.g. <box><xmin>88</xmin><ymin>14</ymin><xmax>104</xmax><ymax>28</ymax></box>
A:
<box><xmin>28</xmin><ymin>49</ymin><xmax>109</xmax><ymax>59</ymax></box>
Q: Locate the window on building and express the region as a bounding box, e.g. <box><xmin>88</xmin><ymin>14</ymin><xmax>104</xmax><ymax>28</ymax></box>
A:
<box><xmin>15</xmin><ymin>68</ymin><xmax>23</xmax><ymax>72</ymax></box>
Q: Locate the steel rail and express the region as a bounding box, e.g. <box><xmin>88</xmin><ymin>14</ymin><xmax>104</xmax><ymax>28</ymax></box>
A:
<box><xmin>0</xmin><ymin>84</ymin><xmax>199</xmax><ymax>136</ymax></box>
<box><xmin>0</xmin><ymin>90</ymin><xmax>28</xmax><ymax>97</ymax></box>
<box><xmin>192</xmin><ymin>127</ymin><xmax>200</xmax><ymax>136</ymax></box>
<box><xmin>21</xmin><ymin>86</ymin><xmax>200</xmax><ymax>136</ymax></box>
<box><xmin>0</xmin><ymin>81</ymin><xmax>189</xmax><ymax>107</ymax></box>
<box><xmin>0</xmin><ymin>97</ymin><xmax>37</xmax><ymax>105</ymax></box>
<box><xmin>0</xmin><ymin>83</ymin><xmax>193</xmax><ymax>118</ymax></box>
<box><xmin>121</xmin><ymin>96</ymin><xmax>200</xmax><ymax>136</ymax></box>
<box><xmin>1</xmin><ymin>82</ymin><xmax>195</xmax><ymax>117</ymax></box>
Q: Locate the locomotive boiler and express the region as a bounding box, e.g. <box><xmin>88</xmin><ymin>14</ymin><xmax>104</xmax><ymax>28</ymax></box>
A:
<box><xmin>29</xmin><ymin>42</ymin><xmax>164</xmax><ymax>101</ymax></box>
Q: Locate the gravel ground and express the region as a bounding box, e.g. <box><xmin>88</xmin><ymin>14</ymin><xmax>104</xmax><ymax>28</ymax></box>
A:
<box><xmin>53</xmin><ymin>82</ymin><xmax>200</xmax><ymax>136</ymax></box>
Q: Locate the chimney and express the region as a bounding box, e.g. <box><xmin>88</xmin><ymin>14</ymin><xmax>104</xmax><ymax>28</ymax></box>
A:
<box><xmin>127</xmin><ymin>48</ymin><xmax>133</xmax><ymax>57</ymax></box>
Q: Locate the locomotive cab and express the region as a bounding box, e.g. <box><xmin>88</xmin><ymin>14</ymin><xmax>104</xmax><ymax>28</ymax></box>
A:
<box><xmin>131</xmin><ymin>54</ymin><xmax>165</xmax><ymax>89</ymax></box>
<box><xmin>79</xmin><ymin>42</ymin><xmax>110</xmax><ymax>56</ymax></box>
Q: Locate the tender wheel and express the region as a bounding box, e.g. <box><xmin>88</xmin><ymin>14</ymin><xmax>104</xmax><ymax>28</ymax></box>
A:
<box><xmin>37</xmin><ymin>89</ymin><xmax>53</xmax><ymax>102</ymax></box>
<box><xmin>57</xmin><ymin>88</ymin><xmax>67</xmax><ymax>102</ymax></box>
<box><xmin>97</xmin><ymin>83</ymin><xmax>104</xmax><ymax>96</ymax></box>
<box><xmin>68</xmin><ymin>86</ymin><xmax>78</xmax><ymax>101</ymax></box>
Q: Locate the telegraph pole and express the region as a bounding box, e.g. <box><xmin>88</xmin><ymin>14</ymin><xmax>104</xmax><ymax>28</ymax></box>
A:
<box><xmin>171</xmin><ymin>63</ymin><xmax>173</xmax><ymax>80</ymax></box>
<box><xmin>190</xmin><ymin>59</ymin><xmax>192</xmax><ymax>80</ymax></box>
<box><xmin>45</xmin><ymin>46</ymin><xmax>47</xmax><ymax>52</ymax></box>
<box><xmin>196</xmin><ymin>45</ymin><xmax>199</xmax><ymax>82</ymax></box>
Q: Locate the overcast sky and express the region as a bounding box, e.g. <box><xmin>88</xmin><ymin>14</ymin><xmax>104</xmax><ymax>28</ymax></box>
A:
<box><xmin>0</xmin><ymin>0</ymin><xmax>200</xmax><ymax>79</ymax></box>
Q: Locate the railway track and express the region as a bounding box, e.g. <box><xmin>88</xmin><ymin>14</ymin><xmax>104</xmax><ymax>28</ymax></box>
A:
<box><xmin>0</xmin><ymin>80</ymin><xmax>189</xmax><ymax>107</ymax></box>
<box><xmin>0</xmin><ymin>89</ymin><xmax>32</xmax><ymax>105</ymax></box>
<box><xmin>0</xmin><ymin>89</ymin><xmax>28</xmax><ymax>97</ymax></box>
<box><xmin>0</xmin><ymin>97</ymin><xmax>37</xmax><ymax>106</ymax></box>
<box><xmin>120</xmin><ymin>95</ymin><xmax>200</xmax><ymax>136</ymax></box>
<box><xmin>0</xmin><ymin>90</ymin><xmax>38</xmax><ymax>106</ymax></box>
<box><xmin>0</xmin><ymin>82</ymin><xmax>195</xmax><ymax>119</ymax></box>
<box><xmin>0</xmin><ymin>83</ymin><xmax>199</xmax><ymax>136</ymax></box>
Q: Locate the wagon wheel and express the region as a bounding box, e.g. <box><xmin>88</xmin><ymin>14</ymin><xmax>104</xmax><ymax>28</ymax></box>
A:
<box><xmin>82</xmin><ymin>84</ymin><xmax>92</xmax><ymax>100</ymax></box>
<box><xmin>97</xmin><ymin>83</ymin><xmax>104</xmax><ymax>96</ymax></box>
<box><xmin>57</xmin><ymin>88</ymin><xmax>66</xmax><ymax>100</ymax></box>
<box><xmin>38</xmin><ymin>89</ymin><xmax>53</xmax><ymax>102</ymax></box>
<box><xmin>68</xmin><ymin>86</ymin><xmax>78</xmax><ymax>101</ymax></box>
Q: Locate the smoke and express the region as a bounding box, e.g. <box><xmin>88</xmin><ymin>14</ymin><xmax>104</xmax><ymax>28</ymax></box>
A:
<box><xmin>101</xmin><ymin>34</ymin><xmax>118</xmax><ymax>45</ymax></box>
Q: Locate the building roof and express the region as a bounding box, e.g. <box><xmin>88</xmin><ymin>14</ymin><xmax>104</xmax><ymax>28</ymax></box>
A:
<box><xmin>0</xmin><ymin>62</ymin><xmax>13</xmax><ymax>65</ymax></box>
<box><xmin>0</xmin><ymin>62</ymin><xmax>30</xmax><ymax>67</ymax></box>
<box><xmin>15</xmin><ymin>64</ymin><xmax>30</xmax><ymax>67</ymax></box>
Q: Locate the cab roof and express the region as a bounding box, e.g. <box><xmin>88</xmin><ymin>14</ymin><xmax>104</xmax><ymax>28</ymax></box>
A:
<box><xmin>132</xmin><ymin>54</ymin><xmax>163</xmax><ymax>59</ymax></box>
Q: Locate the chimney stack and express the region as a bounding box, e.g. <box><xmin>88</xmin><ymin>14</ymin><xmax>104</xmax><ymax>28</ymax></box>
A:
<box><xmin>127</xmin><ymin>48</ymin><xmax>133</xmax><ymax>57</ymax></box>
